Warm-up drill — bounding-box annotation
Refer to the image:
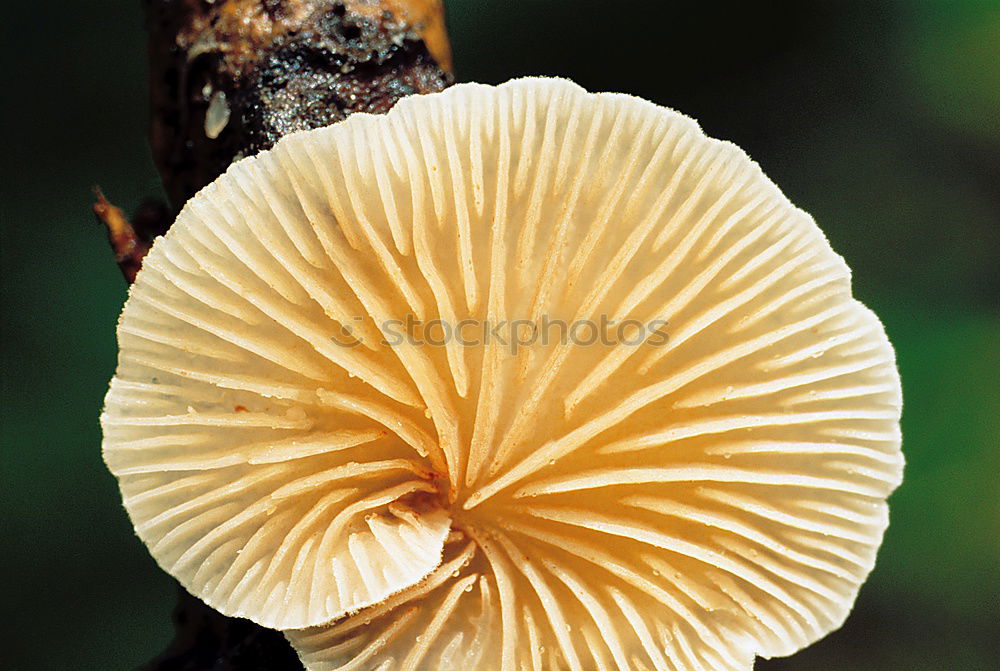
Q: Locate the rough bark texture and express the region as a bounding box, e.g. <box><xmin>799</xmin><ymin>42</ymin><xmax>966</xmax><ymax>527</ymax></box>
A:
<box><xmin>147</xmin><ymin>0</ymin><xmax>453</xmax><ymax>209</ymax></box>
<box><xmin>98</xmin><ymin>1</ymin><xmax>453</xmax><ymax>668</ymax></box>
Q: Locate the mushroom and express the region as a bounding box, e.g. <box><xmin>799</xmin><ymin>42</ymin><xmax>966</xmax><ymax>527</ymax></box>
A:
<box><xmin>103</xmin><ymin>77</ymin><xmax>903</xmax><ymax>669</ymax></box>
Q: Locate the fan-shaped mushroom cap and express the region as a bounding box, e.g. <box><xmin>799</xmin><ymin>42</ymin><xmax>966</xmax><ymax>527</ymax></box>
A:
<box><xmin>103</xmin><ymin>77</ymin><xmax>903</xmax><ymax>667</ymax></box>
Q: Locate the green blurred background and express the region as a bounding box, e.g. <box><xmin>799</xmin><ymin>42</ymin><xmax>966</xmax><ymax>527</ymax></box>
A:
<box><xmin>1</xmin><ymin>1</ymin><xmax>997</xmax><ymax>669</ymax></box>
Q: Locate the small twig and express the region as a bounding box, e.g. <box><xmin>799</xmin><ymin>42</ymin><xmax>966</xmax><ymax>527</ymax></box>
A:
<box><xmin>93</xmin><ymin>188</ymin><xmax>151</xmax><ymax>284</ymax></box>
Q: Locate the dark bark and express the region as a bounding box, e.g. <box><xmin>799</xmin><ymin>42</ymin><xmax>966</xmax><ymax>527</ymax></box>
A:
<box><xmin>140</xmin><ymin>586</ymin><xmax>304</xmax><ymax>671</ymax></box>
<box><xmin>95</xmin><ymin>1</ymin><xmax>453</xmax><ymax>667</ymax></box>
<box><xmin>147</xmin><ymin>0</ymin><xmax>453</xmax><ymax>210</ymax></box>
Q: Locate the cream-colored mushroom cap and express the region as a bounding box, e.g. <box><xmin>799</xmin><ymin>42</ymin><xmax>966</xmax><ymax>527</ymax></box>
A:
<box><xmin>102</xmin><ymin>77</ymin><xmax>903</xmax><ymax>669</ymax></box>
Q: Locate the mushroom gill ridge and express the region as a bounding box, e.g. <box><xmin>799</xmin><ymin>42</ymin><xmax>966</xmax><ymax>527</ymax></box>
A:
<box><xmin>102</xmin><ymin>77</ymin><xmax>903</xmax><ymax>669</ymax></box>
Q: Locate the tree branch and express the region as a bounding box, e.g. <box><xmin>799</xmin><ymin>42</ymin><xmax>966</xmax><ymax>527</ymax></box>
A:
<box><xmin>147</xmin><ymin>0</ymin><xmax>453</xmax><ymax>210</ymax></box>
<box><xmin>96</xmin><ymin>1</ymin><xmax>453</xmax><ymax>667</ymax></box>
